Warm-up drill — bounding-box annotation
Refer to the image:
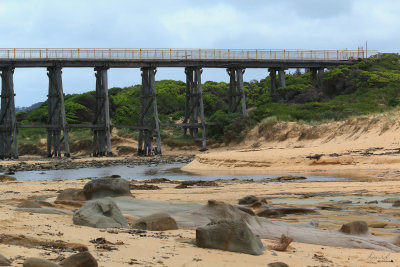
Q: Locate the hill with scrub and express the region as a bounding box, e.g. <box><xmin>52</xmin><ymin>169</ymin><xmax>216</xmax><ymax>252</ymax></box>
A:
<box><xmin>17</xmin><ymin>53</ymin><xmax>400</xmax><ymax>151</ymax></box>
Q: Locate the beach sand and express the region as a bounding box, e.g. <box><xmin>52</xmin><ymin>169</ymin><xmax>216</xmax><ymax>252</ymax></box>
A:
<box><xmin>1</xmin><ymin>112</ymin><xmax>400</xmax><ymax>266</ymax></box>
<box><xmin>0</xmin><ymin>179</ymin><xmax>399</xmax><ymax>266</ymax></box>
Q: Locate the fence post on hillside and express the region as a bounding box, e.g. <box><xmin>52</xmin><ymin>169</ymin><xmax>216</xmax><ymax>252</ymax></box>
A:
<box><xmin>0</xmin><ymin>67</ymin><xmax>18</xmax><ymax>159</ymax></box>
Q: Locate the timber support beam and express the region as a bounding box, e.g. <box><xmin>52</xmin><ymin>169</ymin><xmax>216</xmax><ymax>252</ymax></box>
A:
<box><xmin>278</xmin><ymin>69</ymin><xmax>286</xmax><ymax>87</ymax></box>
<box><xmin>93</xmin><ymin>67</ymin><xmax>112</xmax><ymax>157</ymax></box>
<box><xmin>227</xmin><ymin>67</ymin><xmax>247</xmax><ymax>116</ymax></box>
<box><xmin>311</xmin><ymin>67</ymin><xmax>324</xmax><ymax>89</ymax></box>
<box><xmin>184</xmin><ymin>67</ymin><xmax>207</xmax><ymax>151</ymax></box>
<box><xmin>0</xmin><ymin>67</ymin><xmax>18</xmax><ymax>159</ymax></box>
<box><xmin>269</xmin><ymin>68</ymin><xmax>277</xmax><ymax>96</ymax></box>
<box><xmin>269</xmin><ymin>67</ymin><xmax>287</xmax><ymax>96</ymax></box>
<box><xmin>46</xmin><ymin>66</ymin><xmax>70</xmax><ymax>157</ymax></box>
<box><xmin>138</xmin><ymin>67</ymin><xmax>162</xmax><ymax>156</ymax></box>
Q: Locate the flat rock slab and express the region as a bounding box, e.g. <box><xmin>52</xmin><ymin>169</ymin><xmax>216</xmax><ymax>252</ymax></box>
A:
<box><xmin>113</xmin><ymin>197</ymin><xmax>400</xmax><ymax>251</ymax></box>
<box><xmin>114</xmin><ymin>196</ymin><xmax>201</xmax><ymax>218</ymax></box>
<box><xmin>14</xmin><ymin>208</ymin><xmax>73</xmax><ymax>215</ymax></box>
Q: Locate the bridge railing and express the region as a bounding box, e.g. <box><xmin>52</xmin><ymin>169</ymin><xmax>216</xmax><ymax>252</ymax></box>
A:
<box><xmin>0</xmin><ymin>48</ymin><xmax>378</xmax><ymax>61</ymax></box>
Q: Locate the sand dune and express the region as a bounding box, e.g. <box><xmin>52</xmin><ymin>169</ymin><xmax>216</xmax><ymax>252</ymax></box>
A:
<box><xmin>184</xmin><ymin>111</ymin><xmax>400</xmax><ymax>179</ymax></box>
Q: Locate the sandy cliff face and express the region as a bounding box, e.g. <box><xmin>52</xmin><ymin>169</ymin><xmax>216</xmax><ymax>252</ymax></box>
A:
<box><xmin>183</xmin><ymin>111</ymin><xmax>400</xmax><ymax>177</ymax></box>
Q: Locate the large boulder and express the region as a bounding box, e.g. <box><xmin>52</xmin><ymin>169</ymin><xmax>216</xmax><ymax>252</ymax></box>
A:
<box><xmin>132</xmin><ymin>213</ymin><xmax>178</xmax><ymax>231</ymax></box>
<box><xmin>83</xmin><ymin>177</ymin><xmax>131</xmax><ymax>199</ymax></box>
<box><xmin>196</xmin><ymin>219</ymin><xmax>265</xmax><ymax>255</ymax></box>
<box><xmin>73</xmin><ymin>197</ymin><xmax>128</xmax><ymax>228</ymax></box>
<box><xmin>23</xmin><ymin>258</ymin><xmax>58</xmax><ymax>267</ymax></box>
<box><xmin>60</xmin><ymin>251</ymin><xmax>98</xmax><ymax>267</ymax></box>
<box><xmin>339</xmin><ymin>221</ymin><xmax>369</xmax><ymax>235</ymax></box>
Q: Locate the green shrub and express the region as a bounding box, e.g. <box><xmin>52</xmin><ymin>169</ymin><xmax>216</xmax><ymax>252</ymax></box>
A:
<box><xmin>208</xmin><ymin>111</ymin><xmax>256</xmax><ymax>143</ymax></box>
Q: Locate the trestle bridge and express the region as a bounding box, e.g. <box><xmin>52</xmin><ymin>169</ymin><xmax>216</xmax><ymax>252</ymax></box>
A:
<box><xmin>0</xmin><ymin>48</ymin><xmax>375</xmax><ymax>158</ymax></box>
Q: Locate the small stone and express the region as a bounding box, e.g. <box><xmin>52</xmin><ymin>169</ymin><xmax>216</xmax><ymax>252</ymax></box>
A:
<box><xmin>238</xmin><ymin>195</ymin><xmax>259</xmax><ymax>205</ymax></box>
<box><xmin>382</xmin><ymin>198</ymin><xmax>400</xmax><ymax>203</ymax></box>
<box><xmin>208</xmin><ymin>200</ymin><xmax>217</xmax><ymax>205</ymax></box>
<box><xmin>132</xmin><ymin>213</ymin><xmax>178</xmax><ymax>231</ymax></box>
<box><xmin>339</xmin><ymin>221</ymin><xmax>369</xmax><ymax>235</ymax></box>
<box><xmin>60</xmin><ymin>251</ymin><xmax>98</xmax><ymax>267</ymax></box>
<box><xmin>268</xmin><ymin>262</ymin><xmax>289</xmax><ymax>267</ymax></box>
<box><xmin>369</xmin><ymin>223</ymin><xmax>387</xmax><ymax>228</ymax></box>
<box><xmin>196</xmin><ymin>219</ymin><xmax>265</xmax><ymax>255</ymax></box>
<box><xmin>0</xmin><ymin>175</ymin><xmax>16</xmax><ymax>182</ymax></box>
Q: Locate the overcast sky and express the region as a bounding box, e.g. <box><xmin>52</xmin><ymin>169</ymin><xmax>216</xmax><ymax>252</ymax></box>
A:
<box><xmin>1</xmin><ymin>0</ymin><xmax>399</xmax><ymax>106</ymax></box>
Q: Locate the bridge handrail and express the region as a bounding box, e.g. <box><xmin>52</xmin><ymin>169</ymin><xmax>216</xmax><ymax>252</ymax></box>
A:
<box><xmin>0</xmin><ymin>48</ymin><xmax>378</xmax><ymax>61</ymax></box>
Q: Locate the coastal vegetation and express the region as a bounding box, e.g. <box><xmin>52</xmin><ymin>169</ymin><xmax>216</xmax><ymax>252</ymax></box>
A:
<box><xmin>17</xmin><ymin>53</ymin><xmax>400</xmax><ymax>144</ymax></box>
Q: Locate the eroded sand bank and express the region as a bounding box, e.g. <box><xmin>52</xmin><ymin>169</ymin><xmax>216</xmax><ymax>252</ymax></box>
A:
<box><xmin>183</xmin><ymin>112</ymin><xmax>400</xmax><ymax>180</ymax></box>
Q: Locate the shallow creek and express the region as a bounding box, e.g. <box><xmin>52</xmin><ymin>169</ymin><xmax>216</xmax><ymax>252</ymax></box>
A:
<box><xmin>6</xmin><ymin>162</ymin><xmax>346</xmax><ymax>182</ymax></box>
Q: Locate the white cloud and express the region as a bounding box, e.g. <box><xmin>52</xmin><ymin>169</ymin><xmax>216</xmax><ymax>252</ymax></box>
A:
<box><xmin>0</xmin><ymin>0</ymin><xmax>399</xmax><ymax>105</ymax></box>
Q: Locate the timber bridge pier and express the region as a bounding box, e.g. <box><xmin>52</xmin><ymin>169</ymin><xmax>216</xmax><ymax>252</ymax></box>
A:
<box><xmin>0</xmin><ymin>48</ymin><xmax>375</xmax><ymax>158</ymax></box>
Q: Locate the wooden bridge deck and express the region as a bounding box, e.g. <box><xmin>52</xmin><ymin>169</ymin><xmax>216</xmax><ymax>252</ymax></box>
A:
<box><xmin>0</xmin><ymin>48</ymin><xmax>376</xmax><ymax>68</ymax></box>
